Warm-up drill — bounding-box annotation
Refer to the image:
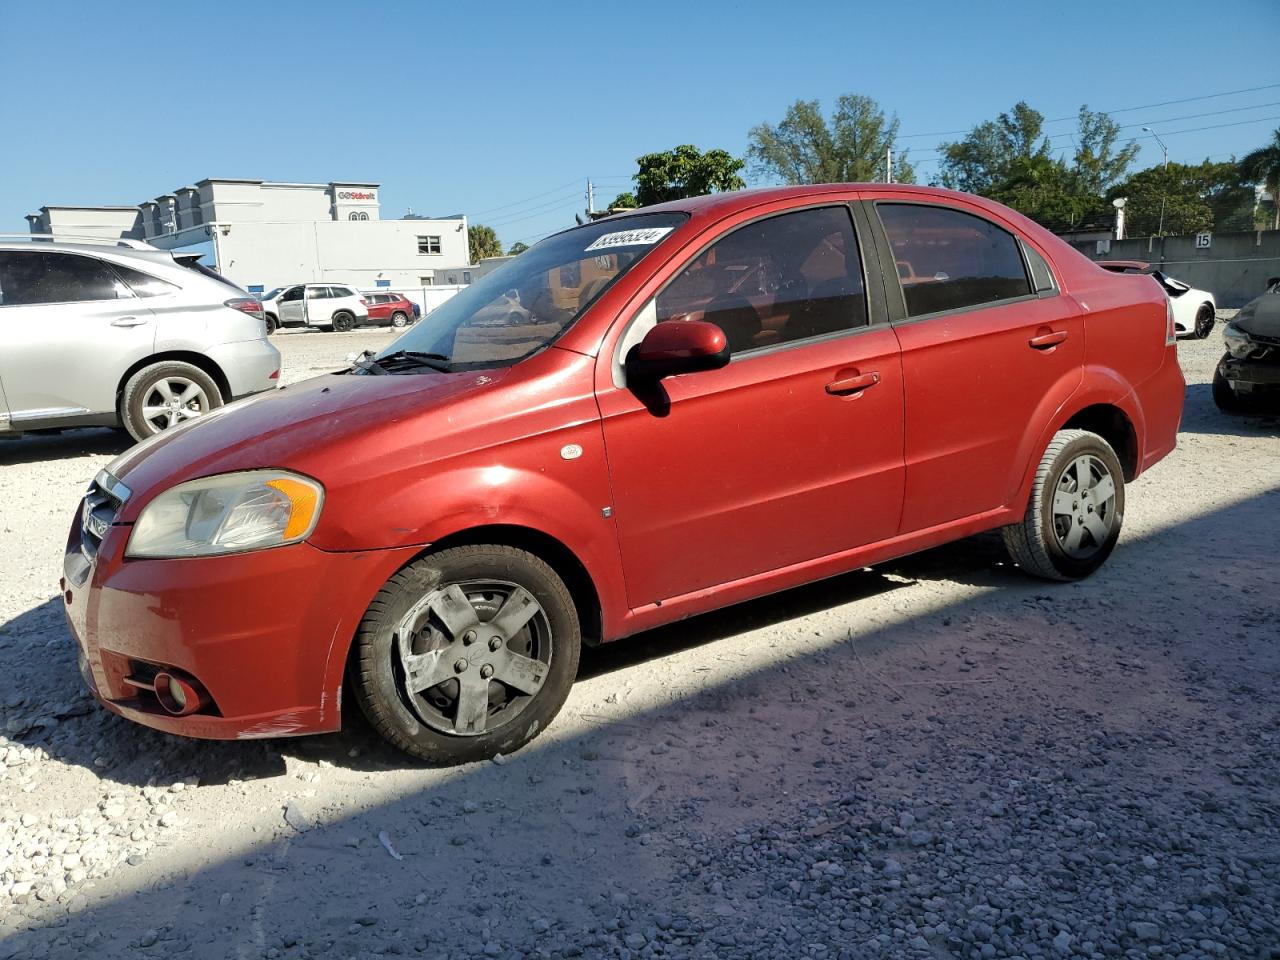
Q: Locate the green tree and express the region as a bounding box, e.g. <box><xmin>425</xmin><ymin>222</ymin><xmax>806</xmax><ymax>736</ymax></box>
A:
<box><xmin>939</xmin><ymin>101</ymin><xmax>1051</xmax><ymax>194</ymax></box>
<box><xmin>468</xmin><ymin>224</ymin><xmax>503</xmax><ymax>263</ymax></box>
<box><xmin>747</xmin><ymin>95</ymin><xmax>914</xmax><ymax>184</ymax></box>
<box><xmin>1107</xmin><ymin>160</ymin><xmax>1254</xmax><ymax>236</ymax></box>
<box><xmin>608</xmin><ymin>191</ymin><xmax>639</xmax><ymax>210</ymax></box>
<box><xmin>1072</xmin><ymin>106</ymin><xmax>1139</xmax><ymax>195</ymax></box>
<box><xmin>505</xmin><ymin>241</ymin><xmax>529</xmax><ymax>256</ymax></box>
<box><xmin>622</xmin><ymin>145</ymin><xmax>746</xmax><ymax>207</ymax></box>
<box><xmin>1241</xmin><ymin>128</ymin><xmax>1280</xmax><ymax>229</ymax></box>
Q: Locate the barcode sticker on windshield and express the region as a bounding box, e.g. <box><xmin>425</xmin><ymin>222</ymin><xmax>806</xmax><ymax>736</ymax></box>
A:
<box><xmin>584</xmin><ymin>227</ymin><xmax>673</xmax><ymax>251</ymax></box>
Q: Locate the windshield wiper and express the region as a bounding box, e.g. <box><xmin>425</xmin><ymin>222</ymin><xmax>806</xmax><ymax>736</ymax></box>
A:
<box><xmin>376</xmin><ymin>350</ymin><xmax>455</xmax><ymax>372</ymax></box>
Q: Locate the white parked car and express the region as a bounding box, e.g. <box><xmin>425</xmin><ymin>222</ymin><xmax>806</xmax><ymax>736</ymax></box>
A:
<box><xmin>1098</xmin><ymin>261</ymin><xmax>1216</xmax><ymax>339</ymax></box>
<box><xmin>260</xmin><ymin>283</ymin><xmax>369</xmax><ymax>334</ymax></box>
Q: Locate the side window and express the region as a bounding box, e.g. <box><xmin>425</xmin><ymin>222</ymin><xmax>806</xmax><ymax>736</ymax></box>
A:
<box><xmin>654</xmin><ymin>206</ymin><xmax>866</xmax><ymax>355</ymax></box>
<box><xmin>109</xmin><ymin>263</ymin><xmax>179</xmax><ymax>298</ymax></box>
<box><xmin>280</xmin><ymin>286</ymin><xmax>303</xmax><ymax>302</ymax></box>
<box><xmin>1022</xmin><ymin>242</ymin><xmax>1057</xmax><ymax>294</ymax></box>
<box><xmin>878</xmin><ymin>203</ymin><xmax>1032</xmax><ymax>317</ymax></box>
<box><xmin>0</xmin><ymin>251</ymin><xmax>129</xmax><ymax>306</ymax></box>
<box><xmin>306</xmin><ymin>286</ymin><xmax>326</xmax><ymax>299</ymax></box>
<box><xmin>335</xmin><ymin>287</ymin><xmax>355</xmax><ymax>298</ymax></box>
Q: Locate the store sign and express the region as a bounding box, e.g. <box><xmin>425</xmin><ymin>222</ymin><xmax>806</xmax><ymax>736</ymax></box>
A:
<box><xmin>337</xmin><ymin>189</ymin><xmax>377</xmax><ymax>202</ymax></box>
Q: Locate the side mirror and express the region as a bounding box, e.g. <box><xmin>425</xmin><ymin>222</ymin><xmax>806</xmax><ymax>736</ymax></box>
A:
<box><xmin>625</xmin><ymin>320</ymin><xmax>730</xmax><ymax>383</ymax></box>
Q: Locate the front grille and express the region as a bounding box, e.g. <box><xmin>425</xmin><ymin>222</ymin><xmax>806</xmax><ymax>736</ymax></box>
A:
<box><xmin>79</xmin><ymin>470</ymin><xmax>131</xmax><ymax>561</ymax></box>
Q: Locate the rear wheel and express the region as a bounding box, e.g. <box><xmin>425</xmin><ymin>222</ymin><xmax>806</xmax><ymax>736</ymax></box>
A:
<box><xmin>1194</xmin><ymin>303</ymin><xmax>1215</xmax><ymax>339</ymax></box>
<box><xmin>264</xmin><ymin>313</ymin><xmax>279</xmax><ymax>335</ymax></box>
<box><xmin>350</xmin><ymin>545</ymin><xmax>580</xmax><ymax>764</ymax></box>
<box><xmin>1002</xmin><ymin>429</ymin><xmax>1125</xmax><ymax>581</ymax></box>
<box><xmin>120</xmin><ymin>361</ymin><xmax>223</xmax><ymax>442</ymax></box>
<box><xmin>332</xmin><ymin>311</ymin><xmax>355</xmax><ymax>332</ymax></box>
<box><xmin>391</xmin><ymin>311</ymin><xmax>408</xmax><ymax>328</ymax></box>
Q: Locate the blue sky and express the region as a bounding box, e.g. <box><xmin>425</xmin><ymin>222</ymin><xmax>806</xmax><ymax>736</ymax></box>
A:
<box><xmin>2</xmin><ymin>0</ymin><xmax>1277</xmax><ymax>246</ymax></box>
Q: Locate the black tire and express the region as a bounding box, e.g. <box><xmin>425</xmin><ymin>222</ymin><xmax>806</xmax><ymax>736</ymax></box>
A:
<box><xmin>332</xmin><ymin>311</ymin><xmax>355</xmax><ymax>333</ymax></box>
<box><xmin>350</xmin><ymin>545</ymin><xmax>580</xmax><ymax>764</ymax></box>
<box><xmin>391</xmin><ymin>311</ymin><xmax>408</xmax><ymax>328</ymax></box>
<box><xmin>120</xmin><ymin>361</ymin><xmax>223</xmax><ymax>442</ymax></box>
<box><xmin>1194</xmin><ymin>303</ymin><xmax>1215</xmax><ymax>340</ymax></box>
<box><xmin>1001</xmin><ymin>429</ymin><xmax>1125</xmax><ymax>581</ymax></box>
<box><xmin>264</xmin><ymin>313</ymin><xmax>279</xmax><ymax>335</ymax></box>
<box><xmin>1212</xmin><ymin>362</ymin><xmax>1249</xmax><ymax>413</ymax></box>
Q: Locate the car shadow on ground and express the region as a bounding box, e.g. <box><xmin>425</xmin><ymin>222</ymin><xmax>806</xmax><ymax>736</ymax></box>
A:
<box><xmin>0</xmin><ymin>488</ymin><xmax>1276</xmax><ymax>958</ymax></box>
<box><xmin>1178</xmin><ymin>383</ymin><xmax>1280</xmax><ymax>438</ymax></box>
<box><xmin>0</xmin><ymin>428</ymin><xmax>131</xmax><ymax>467</ymax></box>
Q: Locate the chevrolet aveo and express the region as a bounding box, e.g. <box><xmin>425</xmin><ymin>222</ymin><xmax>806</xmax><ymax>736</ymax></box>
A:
<box><xmin>62</xmin><ymin>185</ymin><xmax>1184</xmax><ymax>764</ymax></box>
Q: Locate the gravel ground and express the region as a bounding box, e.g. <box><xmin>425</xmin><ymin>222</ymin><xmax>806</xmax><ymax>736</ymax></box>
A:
<box><xmin>0</xmin><ymin>321</ymin><xmax>1277</xmax><ymax>960</ymax></box>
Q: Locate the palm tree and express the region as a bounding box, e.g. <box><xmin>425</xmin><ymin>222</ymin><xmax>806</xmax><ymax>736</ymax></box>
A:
<box><xmin>1241</xmin><ymin>128</ymin><xmax>1280</xmax><ymax>229</ymax></box>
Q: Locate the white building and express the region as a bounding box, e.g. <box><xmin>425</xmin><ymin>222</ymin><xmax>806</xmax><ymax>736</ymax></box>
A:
<box><xmin>26</xmin><ymin>178</ymin><xmax>472</xmax><ymax>294</ymax></box>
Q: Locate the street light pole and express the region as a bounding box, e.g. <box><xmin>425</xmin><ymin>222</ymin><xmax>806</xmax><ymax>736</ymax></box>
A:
<box><xmin>1141</xmin><ymin>127</ymin><xmax>1170</xmax><ymax>236</ymax></box>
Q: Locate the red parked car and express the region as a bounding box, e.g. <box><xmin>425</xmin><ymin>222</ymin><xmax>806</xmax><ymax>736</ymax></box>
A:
<box><xmin>62</xmin><ymin>185</ymin><xmax>1184</xmax><ymax>764</ymax></box>
<box><xmin>363</xmin><ymin>292</ymin><xmax>417</xmax><ymax>328</ymax></box>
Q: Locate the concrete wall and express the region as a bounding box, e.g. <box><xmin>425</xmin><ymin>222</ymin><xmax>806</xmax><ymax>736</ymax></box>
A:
<box><xmin>1072</xmin><ymin>229</ymin><xmax>1280</xmax><ymax>308</ymax></box>
<box><xmin>214</xmin><ymin>218</ymin><xmax>469</xmax><ymax>290</ymax></box>
<box><xmin>27</xmin><ymin>208</ymin><xmax>142</xmax><ymax>240</ymax></box>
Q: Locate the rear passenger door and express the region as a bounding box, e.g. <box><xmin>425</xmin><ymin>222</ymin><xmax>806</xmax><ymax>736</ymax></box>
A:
<box><xmin>864</xmin><ymin>198</ymin><xmax>1082</xmax><ymax>533</ymax></box>
<box><xmin>0</xmin><ymin>250</ymin><xmax>156</xmax><ymax>420</ymax></box>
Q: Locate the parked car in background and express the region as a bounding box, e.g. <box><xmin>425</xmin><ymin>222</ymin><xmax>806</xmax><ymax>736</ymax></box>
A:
<box><xmin>0</xmin><ymin>236</ymin><xmax>279</xmax><ymax>441</ymax></box>
<box><xmin>1214</xmin><ymin>277</ymin><xmax>1280</xmax><ymax>412</ymax></box>
<box><xmin>1098</xmin><ymin>260</ymin><xmax>1216</xmax><ymax>338</ymax></box>
<box><xmin>363</xmin><ymin>292</ymin><xmax>417</xmax><ymax>327</ymax></box>
<box><xmin>63</xmin><ymin>185</ymin><xmax>1184</xmax><ymax>765</ymax></box>
<box><xmin>261</xmin><ymin>283</ymin><xmax>369</xmax><ymax>333</ymax></box>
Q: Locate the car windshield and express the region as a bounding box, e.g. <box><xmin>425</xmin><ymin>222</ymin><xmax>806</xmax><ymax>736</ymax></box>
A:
<box><xmin>262</xmin><ymin>287</ymin><xmax>284</xmax><ymax>300</ymax></box>
<box><xmin>374</xmin><ymin>213</ymin><xmax>687</xmax><ymax>371</ymax></box>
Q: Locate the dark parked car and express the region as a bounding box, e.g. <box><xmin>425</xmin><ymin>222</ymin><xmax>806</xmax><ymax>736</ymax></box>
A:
<box><xmin>64</xmin><ymin>185</ymin><xmax>1184</xmax><ymax>765</ymax></box>
<box><xmin>364</xmin><ymin>292</ymin><xmax>418</xmax><ymax>327</ymax></box>
<box><xmin>1214</xmin><ymin>277</ymin><xmax>1280</xmax><ymax>412</ymax></box>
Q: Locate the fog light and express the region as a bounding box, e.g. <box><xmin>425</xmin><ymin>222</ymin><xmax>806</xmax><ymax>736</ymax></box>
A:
<box><xmin>153</xmin><ymin>671</ymin><xmax>208</xmax><ymax>716</ymax></box>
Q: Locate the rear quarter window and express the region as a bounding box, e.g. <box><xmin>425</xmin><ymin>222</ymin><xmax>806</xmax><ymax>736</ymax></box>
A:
<box><xmin>878</xmin><ymin>203</ymin><xmax>1032</xmax><ymax>318</ymax></box>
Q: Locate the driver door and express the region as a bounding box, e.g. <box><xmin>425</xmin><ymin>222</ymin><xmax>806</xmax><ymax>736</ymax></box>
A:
<box><xmin>595</xmin><ymin>204</ymin><xmax>905</xmax><ymax>608</ymax></box>
<box><xmin>278</xmin><ymin>285</ymin><xmax>306</xmax><ymax>324</ymax></box>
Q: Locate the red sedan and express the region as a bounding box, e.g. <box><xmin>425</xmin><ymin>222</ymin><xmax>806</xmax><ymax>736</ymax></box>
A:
<box><xmin>62</xmin><ymin>185</ymin><xmax>1184</xmax><ymax>764</ymax></box>
<box><xmin>363</xmin><ymin>292</ymin><xmax>417</xmax><ymax>327</ymax></box>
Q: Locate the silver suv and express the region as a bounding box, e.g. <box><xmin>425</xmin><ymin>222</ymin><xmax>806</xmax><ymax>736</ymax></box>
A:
<box><xmin>0</xmin><ymin>237</ymin><xmax>280</xmax><ymax>441</ymax></box>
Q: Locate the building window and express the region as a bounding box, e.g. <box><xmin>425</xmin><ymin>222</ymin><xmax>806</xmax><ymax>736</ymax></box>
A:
<box><xmin>420</xmin><ymin>276</ymin><xmax>434</xmax><ymax>286</ymax></box>
<box><xmin>417</xmin><ymin>235</ymin><xmax>442</xmax><ymax>255</ymax></box>
<box><xmin>349</xmin><ymin>211</ymin><xmax>369</xmax><ymax>221</ymax></box>
<box><xmin>463</xmin><ymin>271</ymin><xmax>472</xmax><ymax>284</ymax></box>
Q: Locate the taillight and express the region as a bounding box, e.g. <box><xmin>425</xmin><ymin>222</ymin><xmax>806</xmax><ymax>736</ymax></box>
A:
<box><xmin>226</xmin><ymin>297</ymin><xmax>264</xmax><ymax>320</ymax></box>
<box><xmin>1165</xmin><ymin>299</ymin><xmax>1177</xmax><ymax>346</ymax></box>
<box><xmin>359</xmin><ymin>297</ymin><xmax>368</xmax><ymax>306</ymax></box>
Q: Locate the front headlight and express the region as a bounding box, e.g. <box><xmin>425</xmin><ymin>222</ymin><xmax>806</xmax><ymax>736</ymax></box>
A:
<box><xmin>126</xmin><ymin>470</ymin><xmax>324</xmax><ymax>559</ymax></box>
<box><xmin>1222</xmin><ymin>322</ymin><xmax>1254</xmax><ymax>359</ymax></box>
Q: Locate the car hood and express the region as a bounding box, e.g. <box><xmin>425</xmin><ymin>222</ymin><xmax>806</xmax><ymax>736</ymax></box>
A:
<box><xmin>1232</xmin><ymin>290</ymin><xmax>1280</xmax><ymax>338</ymax></box>
<box><xmin>105</xmin><ymin>368</ymin><xmax>509</xmax><ymax>516</ymax></box>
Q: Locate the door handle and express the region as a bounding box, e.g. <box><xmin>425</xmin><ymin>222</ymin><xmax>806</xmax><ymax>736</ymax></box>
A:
<box><xmin>826</xmin><ymin>371</ymin><xmax>881</xmax><ymax>395</ymax></box>
<box><xmin>110</xmin><ymin>316</ymin><xmax>149</xmax><ymax>328</ymax></box>
<box><xmin>1028</xmin><ymin>329</ymin><xmax>1067</xmax><ymax>350</ymax></box>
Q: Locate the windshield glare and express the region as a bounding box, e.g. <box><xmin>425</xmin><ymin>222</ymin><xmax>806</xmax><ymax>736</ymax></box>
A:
<box><xmin>378</xmin><ymin>213</ymin><xmax>687</xmax><ymax>369</ymax></box>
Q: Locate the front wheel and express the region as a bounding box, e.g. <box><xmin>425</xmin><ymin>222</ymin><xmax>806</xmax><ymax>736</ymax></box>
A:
<box><xmin>1212</xmin><ymin>363</ymin><xmax>1249</xmax><ymax>412</ymax></box>
<box><xmin>350</xmin><ymin>545</ymin><xmax>581</xmax><ymax>764</ymax></box>
<box><xmin>332</xmin><ymin>311</ymin><xmax>355</xmax><ymax>333</ymax></box>
<box><xmin>120</xmin><ymin>361</ymin><xmax>224</xmax><ymax>442</ymax></box>
<box><xmin>1002</xmin><ymin>429</ymin><xmax>1125</xmax><ymax>581</ymax></box>
<box><xmin>1194</xmin><ymin>304</ymin><xmax>1215</xmax><ymax>339</ymax></box>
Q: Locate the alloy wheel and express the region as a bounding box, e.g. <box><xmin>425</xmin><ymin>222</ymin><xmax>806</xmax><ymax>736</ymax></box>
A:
<box><xmin>140</xmin><ymin>377</ymin><xmax>211</xmax><ymax>433</ymax></box>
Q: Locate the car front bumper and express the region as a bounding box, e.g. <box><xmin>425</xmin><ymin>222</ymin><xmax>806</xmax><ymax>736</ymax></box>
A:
<box><xmin>1219</xmin><ymin>353</ymin><xmax>1280</xmax><ymax>387</ymax></box>
<box><xmin>62</xmin><ymin>516</ymin><xmax>420</xmax><ymax>740</ymax></box>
